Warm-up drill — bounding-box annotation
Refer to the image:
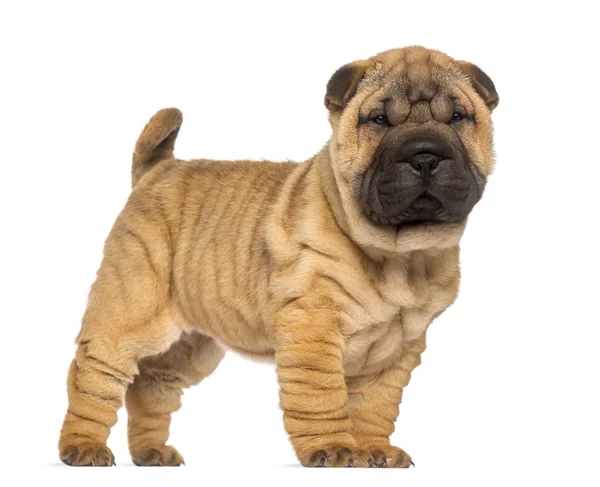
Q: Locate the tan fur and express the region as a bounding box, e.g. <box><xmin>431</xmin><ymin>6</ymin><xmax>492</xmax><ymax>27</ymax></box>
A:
<box><xmin>58</xmin><ymin>46</ymin><xmax>497</xmax><ymax>468</ymax></box>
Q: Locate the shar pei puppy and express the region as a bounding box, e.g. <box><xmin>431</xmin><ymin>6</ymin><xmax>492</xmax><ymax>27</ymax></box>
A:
<box><xmin>59</xmin><ymin>45</ymin><xmax>498</xmax><ymax>468</ymax></box>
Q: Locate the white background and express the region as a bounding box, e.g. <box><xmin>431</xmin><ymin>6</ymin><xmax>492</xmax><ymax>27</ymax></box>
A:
<box><xmin>1</xmin><ymin>1</ymin><xmax>599</xmax><ymax>486</ymax></box>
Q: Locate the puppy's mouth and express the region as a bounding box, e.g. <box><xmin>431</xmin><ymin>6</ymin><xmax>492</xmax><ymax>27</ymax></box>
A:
<box><xmin>393</xmin><ymin>193</ymin><xmax>450</xmax><ymax>226</ymax></box>
<box><xmin>408</xmin><ymin>194</ymin><xmax>443</xmax><ymax>211</ymax></box>
<box><xmin>389</xmin><ymin>195</ymin><xmax>446</xmax><ymax>230</ymax></box>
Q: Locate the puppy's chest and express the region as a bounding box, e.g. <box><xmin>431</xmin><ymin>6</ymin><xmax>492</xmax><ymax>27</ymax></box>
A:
<box><xmin>341</xmin><ymin>253</ymin><xmax>459</xmax><ymax>377</ymax></box>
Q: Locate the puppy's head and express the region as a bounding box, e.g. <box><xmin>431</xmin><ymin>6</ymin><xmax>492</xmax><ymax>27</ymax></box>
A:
<box><xmin>324</xmin><ymin>46</ymin><xmax>498</xmax><ymax>254</ymax></box>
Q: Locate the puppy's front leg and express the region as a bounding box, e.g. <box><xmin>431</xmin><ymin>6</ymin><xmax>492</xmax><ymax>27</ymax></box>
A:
<box><xmin>345</xmin><ymin>336</ymin><xmax>426</xmax><ymax>468</ymax></box>
<box><xmin>273</xmin><ymin>303</ymin><xmax>373</xmax><ymax>468</ymax></box>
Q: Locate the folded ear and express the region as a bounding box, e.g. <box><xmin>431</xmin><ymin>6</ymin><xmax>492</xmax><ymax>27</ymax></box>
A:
<box><xmin>456</xmin><ymin>61</ymin><xmax>499</xmax><ymax>111</ymax></box>
<box><xmin>324</xmin><ymin>60</ymin><xmax>373</xmax><ymax>112</ymax></box>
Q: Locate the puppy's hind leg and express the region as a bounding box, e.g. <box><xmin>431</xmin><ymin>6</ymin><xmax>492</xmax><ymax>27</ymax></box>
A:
<box><xmin>126</xmin><ymin>333</ymin><xmax>224</xmax><ymax>466</ymax></box>
<box><xmin>58</xmin><ymin>205</ymin><xmax>180</xmax><ymax>466</ymax></box>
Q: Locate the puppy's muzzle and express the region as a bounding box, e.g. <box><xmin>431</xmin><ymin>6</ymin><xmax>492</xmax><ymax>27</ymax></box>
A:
<box><xmin>358</xmin><ymin>129</ymin><xmax>483</xmax><ymax>227</ymax></box>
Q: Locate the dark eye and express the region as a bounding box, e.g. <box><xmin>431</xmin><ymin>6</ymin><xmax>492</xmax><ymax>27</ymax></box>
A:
<box><xmin>371</xmin><ymin>114</ymin><xmax>389</xmax><ymax>125</ymax></box>
<box><xmin>450</xmin><ymin>111</ymin><xmax>465</xmax><ymax>123</ymax></box>
<box><xmin>450</xmin><ymin>109</ymin><xmax>470</xmax><ymax>123</ymax></box>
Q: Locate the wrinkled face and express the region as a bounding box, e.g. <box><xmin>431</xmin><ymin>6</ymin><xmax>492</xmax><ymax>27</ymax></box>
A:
<box><xmin>325</xmin><ymin>47</ymin><xmax>498</xmax><ymax>254</ymax></box>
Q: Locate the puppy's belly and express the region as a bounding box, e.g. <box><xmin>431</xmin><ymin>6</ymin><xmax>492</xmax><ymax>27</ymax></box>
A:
<box><xmin>217</xmin><ymin>341</ymin><xmax>275</xmax><ymax>363</ymax></box>
<box><xmin>175</xmin><ymin>308</ymin><xmax>275</xmax><ymax>358</ymax></box>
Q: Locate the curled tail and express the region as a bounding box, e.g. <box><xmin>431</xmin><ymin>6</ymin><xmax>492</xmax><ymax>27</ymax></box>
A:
<box><xmin>131</xmin><ymin>108</ymin><xmax>183</xmax><ymax>187</ymax></box>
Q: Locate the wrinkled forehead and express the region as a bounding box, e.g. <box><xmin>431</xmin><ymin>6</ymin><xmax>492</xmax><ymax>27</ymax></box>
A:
<box><xmin>357</xmin><ymin>48</ymin><xmax>473</xmax><ymax>123</ymax></box>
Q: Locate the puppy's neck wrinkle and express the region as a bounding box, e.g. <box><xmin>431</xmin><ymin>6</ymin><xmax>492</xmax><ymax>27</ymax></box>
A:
<box><xmin>315</xmin><ymin>148</ymin><xmax>346</xmax><ymax>226</ymax></box>
<box><xmin>314</xmin><ymin>147</ymin><xmax>377</xmax><ymax>263</ymax></box>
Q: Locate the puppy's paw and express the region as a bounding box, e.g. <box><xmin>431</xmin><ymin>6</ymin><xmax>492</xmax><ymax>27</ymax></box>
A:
<box><xmin>60</xmin><ymin>443</ymin><xmax>115</xmax><ymax>466</ymax></box>
<box><xmin>132</xmin><ymin>445</ymin><xmax>184</xmax><ymax>466</ymax></box>
<box><xmin>302</xmin><ymin>446</ymin><xmax>373</xmax><ymax>468</ymax></box>
<box><xmin>369</xmin><ymin>445</ymin><xmax>413</xmax><ymax>468</ymax></box>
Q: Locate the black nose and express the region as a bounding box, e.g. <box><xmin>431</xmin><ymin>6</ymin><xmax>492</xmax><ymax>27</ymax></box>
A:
<box><xmin>409</xmin><ymin>152</ymin><xmax>441</xmax><ymax>174</ymax></box>
<box><xmin>396</xmin><ymin>137</ymin><xmax>450</xmax><ymax>177</ymax></box>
